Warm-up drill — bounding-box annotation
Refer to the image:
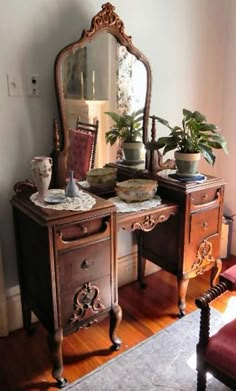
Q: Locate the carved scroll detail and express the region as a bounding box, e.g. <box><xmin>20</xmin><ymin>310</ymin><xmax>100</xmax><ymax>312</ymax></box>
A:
<box><xmin>145</xmin><ymin>115</ymin><xmax>176</xmax><ymax>173</ymax></box>
<box><xmin>69</xmin><ymin>282</ymin><xmax>105</xmax><ymax>325</ymax></box>
<box><xmin>191</xmin><ymin>240</ymin><xmax>214</xmax><ymax>275</ymax></box>
<box><xmin>82</xmin><ymin>2</ymin><xmax>132</xmax><ymax>44</ymax></box>
<box><xmin>53</xmin><ymin>118</ymin><xmax>60</xmax><ymax>152</ymax></box>
<box><xmin>132</xmin><ymin>213</ymin><xmax>171</xmax><ymax>232</ymax></box>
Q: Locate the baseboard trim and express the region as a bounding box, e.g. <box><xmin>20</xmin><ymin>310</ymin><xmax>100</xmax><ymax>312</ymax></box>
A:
<box><xmin>6</xmin><ymin>285</ymin><xmax>37</xmax><ymax>333</ymax></box>
<box><xmin>231</xmin><ymin>230</ymin><xmax>236</xmax><ymax>256</ymax></box>
<box><xmin>0</xmin><ymin>296</ymin><xmax>9</xmax><ymax>336</ymax></box>
<box><xmin>117</xmin><ymin>251</ymin><xmax>160</xmax><ymax>287</ymax></box>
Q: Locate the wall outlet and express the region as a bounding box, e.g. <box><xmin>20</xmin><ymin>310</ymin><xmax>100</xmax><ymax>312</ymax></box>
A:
<box><xmin>7</xmin><ymin>74</ymin><xmax>23</xmax><ymax>96</ymax></box>
<box><xmin>28</xmin><ymin>74</ymin><xmax>40</xmax><ymax>96</ymax></box>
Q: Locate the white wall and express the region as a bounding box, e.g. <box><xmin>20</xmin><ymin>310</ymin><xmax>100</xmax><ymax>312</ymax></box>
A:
<box><xmin>218</xmin><ymin>0</ymin><xmax>236</xmax><ymax>253</ymax></box>
<box><xmin>0</xmin><ymin>0</ymin><xmax>234</xmax><ymax>291</ymax></box>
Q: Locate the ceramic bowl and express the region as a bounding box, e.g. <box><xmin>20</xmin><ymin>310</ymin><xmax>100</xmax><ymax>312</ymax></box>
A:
<box><xmin>115</xmin><ymin>179</ymin><xmax>158</xmax><ymax>202</ymax></box>
<box><xmin>86</xmin><ymin>167</ymin><xmax>117</xmax><ymax>186</ymax></box>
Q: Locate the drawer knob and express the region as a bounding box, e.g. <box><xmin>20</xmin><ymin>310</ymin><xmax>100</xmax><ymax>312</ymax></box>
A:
<box><xmin>81</xmin><ymin>259</ymin><xmax>90</xmax><ymax>270</ymax></box>
<box><xmin>80</xmin><ymin>225</ymin><xmax>88</xmax><ymax>234</ymax></box>
<box><xmin>203</xmin><ymin>221</ymin><xmax>209</xmax><ymax>229</ymax></box>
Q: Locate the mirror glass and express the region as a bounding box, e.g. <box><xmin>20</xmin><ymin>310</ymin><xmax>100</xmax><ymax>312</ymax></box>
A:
<box><xmin>53</xmin><ymin>2</ymin><xmax>152</xmax><ymax>187</ymax></box>
<box><xmin>62</xmin><ymin>35</ymin><xmax>147</xmax><ymax>127</ymax></box>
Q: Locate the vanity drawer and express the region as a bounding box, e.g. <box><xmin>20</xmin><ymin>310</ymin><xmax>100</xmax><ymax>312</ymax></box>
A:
<box><xmin>60</xmin><ymin>275</ymin><xmax>112</xmax><ymax>329</ymax></box>
<box><xmin>56</xmin><ymin>216</ymin><xmax>111</xmax><ymax>250</ymax></box>
<box><xmin>190</xmin><ymin>188</ymin><xmax>221</xmax><ymax>212</ymax></box>
<box><xmin>58</xmin><ymin>239</ymin><xmax>111</xmax><ymax>290</ymax></box>
<box><xmin>190</xmin><ymin>207</ymin><xmax>220</xmax><ymax>243</ymax></box>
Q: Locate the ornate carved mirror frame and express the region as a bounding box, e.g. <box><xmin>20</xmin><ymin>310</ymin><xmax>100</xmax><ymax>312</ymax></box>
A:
<box><xmin>52</xmin><ymin>2</ymin><xmax>152</xmax><ymax>187</ymax></box>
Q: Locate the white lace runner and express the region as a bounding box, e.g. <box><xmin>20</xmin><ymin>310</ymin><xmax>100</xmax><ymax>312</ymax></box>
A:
<box><xmin>108</xmin><ymin>196</ymin><xmax>162</xmax><ymax>213</ymax></box>
<box><xmin>30</xmin><ymin>189</ymin><xmax>96</xmax><ymax>211</ymax></box>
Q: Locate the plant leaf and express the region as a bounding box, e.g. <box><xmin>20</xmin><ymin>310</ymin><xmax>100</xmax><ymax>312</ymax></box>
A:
<box><xmin>192</xmin><ymin>111</ymin><xmax>206</xmax><ymax>123</ymax></box>
<box><xmin>198</xmin><ymin>144</ymin><xmax>216</xmax><ymax>165</ymax></box>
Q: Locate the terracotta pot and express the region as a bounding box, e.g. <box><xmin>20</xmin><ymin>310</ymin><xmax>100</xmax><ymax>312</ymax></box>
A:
<box><xmin>31</xmin><ymin>156</ymin><xmax>53</xmax><ymax>201</ymax></box>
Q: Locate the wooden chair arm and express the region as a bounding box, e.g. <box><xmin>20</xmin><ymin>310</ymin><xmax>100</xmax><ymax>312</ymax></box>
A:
<box><xmin>195</xmin><ymin>281</ymin><xmax>229</xmax><ymax>309</ymax></box>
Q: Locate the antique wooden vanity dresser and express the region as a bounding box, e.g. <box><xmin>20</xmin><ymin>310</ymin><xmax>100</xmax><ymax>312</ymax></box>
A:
<box><xmin>12</xmin><ymin>184</ymin><xmax>121</xmax><ymax>388</ymax></box>
<box><xmin>11</xmin><ymin>2</ymin><xmax>226</xmax><ymax>388</ymax></box>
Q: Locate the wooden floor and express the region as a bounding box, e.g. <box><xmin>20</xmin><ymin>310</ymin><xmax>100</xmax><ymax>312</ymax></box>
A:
<box><xmin>1</xmin><ymin>257</ymin><xmax>236</xmax><ymax>391</ymax></box>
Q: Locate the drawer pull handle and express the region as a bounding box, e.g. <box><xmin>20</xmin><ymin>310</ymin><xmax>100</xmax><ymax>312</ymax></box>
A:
<box><xmin>80</xmin><ymin>225</ymin><xmax>88</xmax><ymax>234</ymax></box>
<box><xmin>190</xmin><ymin>191</ymin><xmax>221</xmax><ymax>211</ymax></box>
<box><xmin>203</xmin><ymin>221</ymin><xmax>209</xmax><ymax>229</ymax></box>
<box><xmin>81</xmin><ymin>260</ymin><xmax>90</xmax><ymax>270</ymax></box>
<box><xmin>57</xmin><ymin>220</ymin><xmax>110</xmax><ymax>250</ymax></box>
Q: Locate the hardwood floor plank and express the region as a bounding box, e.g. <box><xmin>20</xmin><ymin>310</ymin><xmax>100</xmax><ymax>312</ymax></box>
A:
<box><xmin>0</xmin><ymin>257</ymin><xmax>235</xmax><ymax>391</ymax></box>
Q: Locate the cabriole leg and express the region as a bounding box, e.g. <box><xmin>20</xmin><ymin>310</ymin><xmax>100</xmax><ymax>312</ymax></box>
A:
<box><xmin>210</xmin><ymin>258</ymin><xmax>222</xmax><ymax>286</ymax></box>
<box><xmin>109</xmin><ymin>304</ymin><xmax>122</xmax><ymax>351</ymax></box>
<box><xmin>47</xmin><ymin>328</ymin><xmax>68</xmax><ymax>389</ymax></box>
<box><xmin>177</xmin><ymin>277</ymin><xmax>190</xmax><ymax>317</ymax></box>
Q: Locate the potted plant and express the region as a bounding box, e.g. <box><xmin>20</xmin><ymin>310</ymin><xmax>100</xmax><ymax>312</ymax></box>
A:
<box><xmin>105</xmin><ymin>108</ymin><xmax>144</xmax><ymax>163</ymax></box>
<box><xmin>146</xmin><ymin>108</ymin><xmax>228</xmax><ymax>175</ymax></box>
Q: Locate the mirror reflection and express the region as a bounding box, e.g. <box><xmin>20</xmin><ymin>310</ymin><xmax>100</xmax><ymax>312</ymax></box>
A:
<box><xmin>53</xmin><ymin>2</ymin><xmax>152</xmax><ymax>188</ymax></box>
<box><xmin>61</xmin><ymin>34</ymin><xmax>147</xmax><ymax>169</ymax></box>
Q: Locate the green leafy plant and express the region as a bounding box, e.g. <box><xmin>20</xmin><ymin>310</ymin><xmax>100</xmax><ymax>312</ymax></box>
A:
<box><xmin>146</xmin><ymin>109</ymin><xmax>228</xmax><ymax>165</ymax></box>
<box><xmin>105</xmin><ymin>108</ymin><xmax>143</xmax><ymax>146</ymax></box>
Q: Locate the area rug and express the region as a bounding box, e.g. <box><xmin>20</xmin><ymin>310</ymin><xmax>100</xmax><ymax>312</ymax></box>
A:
<box><xmin>64</xmin><ymin>308</ymin><xmax>231</xmax><ymax>391</ymax></box>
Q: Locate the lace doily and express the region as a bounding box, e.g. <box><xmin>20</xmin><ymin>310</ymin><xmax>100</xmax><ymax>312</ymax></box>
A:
<box><xmin>78</xmin><ymin>181</ymin><xmax>90</xmax><ymax>189</ymax></box>
<box><xmin>30</xmin><ymin>189</ymin><xmax>96</xmax><ymax>211</ymax></box>
<box><xmin>108</xmin><ymin>195</ymin><xmax>162</xmax><ymax>213</ymax></box>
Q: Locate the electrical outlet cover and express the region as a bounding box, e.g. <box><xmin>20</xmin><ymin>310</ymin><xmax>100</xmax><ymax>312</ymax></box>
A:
<box><xmin>28</xmin><ymin>74</ymin><xmax>40</xmax><ymax>96</ymax></box>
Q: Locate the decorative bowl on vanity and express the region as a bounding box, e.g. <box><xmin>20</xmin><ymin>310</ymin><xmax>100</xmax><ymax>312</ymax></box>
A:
<box><xmin>86</xmin><ymin>167</ymin><xmax>117</xmax><ymax>187</ymax></box>
<box><xmin>115</xmin><ymin>179</ymin><xmax>158</xmax><ymax>202</ymax></box>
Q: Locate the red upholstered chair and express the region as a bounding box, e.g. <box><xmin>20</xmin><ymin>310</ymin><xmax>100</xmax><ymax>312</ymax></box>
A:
<box><xmin>67</xmin><ymin>118</ymin><xmax>98</xmax><ymax>181</ymax></box>
<box><xmin>195</xmin><ymin>264</ymin><xmax>236</xmax><ymax>390</ymax></box>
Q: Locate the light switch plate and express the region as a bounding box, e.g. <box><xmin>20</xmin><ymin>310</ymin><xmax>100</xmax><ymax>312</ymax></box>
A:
<box><xmin>7</xmin><ymin>74</ymin><xmax>23</xmax><ymax>96</ymax></box>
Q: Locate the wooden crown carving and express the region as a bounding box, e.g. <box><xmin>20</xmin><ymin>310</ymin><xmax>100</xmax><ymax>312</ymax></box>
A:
<box><xmin>82</xmin><ymin>2</ymin><xmax>132</xmax><ymax>44</ymax></box>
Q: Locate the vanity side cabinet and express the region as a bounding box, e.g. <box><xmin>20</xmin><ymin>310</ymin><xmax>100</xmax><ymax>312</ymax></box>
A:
<box><xmin>54</xmin><ymin>213</ymin><xmax>117</xmax><ymax>334</ymax></box>
<box><xmin>140</xmin><ymin>174</ymin><xmax>225</xmax><ymax>317</ymax></box>
<box><xmin>156</xmin><ymin>175</ymin><xmax>225</xmax><ymax>278</ymax></box>
<box><xmin>12</xmin><ymin>207</ymin><xmax>57</xmax><ymax>332</ymax></box>
<box><xmin>11</xmin><ymin>192</ymin><xmax>122</xmax><ymax>385</ymax></box>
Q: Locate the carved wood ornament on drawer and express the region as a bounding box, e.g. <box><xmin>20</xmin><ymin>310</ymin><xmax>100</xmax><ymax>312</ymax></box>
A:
<box><xmin>191</xmin><ymin>239</ymin><xmax>222</xmax><ymax>285</ymax></box>
<box><xmin>69</xmin><ymin>282</ymin><xmax>105</xmax><ymax>327</ymax></box>
<box><xmin>192</xmin><ymin>240</ymin><xmax>214</xmax><ymax>273</ymax></box>
<box><xmin>132</xmin><ymin>213</ymin><xmax>175</xmax><ymax>232</ymax></box>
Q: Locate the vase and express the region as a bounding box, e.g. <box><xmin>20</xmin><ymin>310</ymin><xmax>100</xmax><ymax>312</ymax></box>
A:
<box><xmin>31</xmin><ymin>156</ymin><xmax>53</xmax><ymax>201</ymax></box>
<box><xmin>65</xmin><ymin>170</ymin><xmax>79</xmax><ymax>197</ymax></box>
